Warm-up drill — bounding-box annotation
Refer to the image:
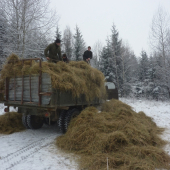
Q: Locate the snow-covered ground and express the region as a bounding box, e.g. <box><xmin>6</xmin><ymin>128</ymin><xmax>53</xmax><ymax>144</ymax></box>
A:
<box><xmin>0</xmin><ymin>105</ymin><xmax>77</xmax><ymax>170</ymax></box>
<box><xmin>0</xmin><ymin>98</ymin><xmax>170</xmax><ymax>170</ymax></box>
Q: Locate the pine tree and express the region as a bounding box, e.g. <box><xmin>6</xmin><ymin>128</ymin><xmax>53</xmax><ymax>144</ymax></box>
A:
<box><xmin>129</xmin><ymin>53</ymin><xmax>139</xmax><ymax>82</ymax></box>
<box><xmin>99</xmin><ymin>23</ymin><xmax>122</xmax><ymax>90</ymax></box>
<box><xmin>139</xmin><ymin>50</ymin><xmax>149</xmax><ymax>82</ymax></box>
<box><xmin>99</xmin><ymin>38</ymin><xmax>115</xmax><ymax>79</ymax></box>
<box><xmin>110</xmin><ymin>23</ymin><xmax>122</xmax><ymax>90</ymax></box>
<box><xmin>99</xmin><ymin>47</ymin><xmax>108</xmax><ymax>75</ymax></box>
<box><xmin>136</xmin><ymin>50</ymin><xmax>158</xmax><ymax>99</ymax></box>
<box><xmin>148</xmin><ymin>55</ymin><xmax>156</xmax><ymax>82</ymax></box>
<box><xmin>72</xmin><ymin>25</ymin><xmax>86</xmax><ymax>61</ymax></box>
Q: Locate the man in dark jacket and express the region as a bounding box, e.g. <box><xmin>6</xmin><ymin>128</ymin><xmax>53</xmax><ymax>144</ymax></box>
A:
<box><xmin>83</xmin><ymin>46</ymin><xmax>93</xmax><ymax>63</ymax></box>
<box><xmin>44</xmin><ymin>39</ymin><xmax>62</xmax><ymax>63</ymax></box>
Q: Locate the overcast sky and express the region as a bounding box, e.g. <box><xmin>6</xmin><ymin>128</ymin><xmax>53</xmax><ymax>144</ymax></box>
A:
<box><xmin>50</xmin><ymin>0</ymin><xmax>170</xmax><ymax>57</ymax></box>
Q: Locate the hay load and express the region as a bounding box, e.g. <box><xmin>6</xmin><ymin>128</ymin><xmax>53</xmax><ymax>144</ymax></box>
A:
<box><xmin>0</xmin><ymin>112</ymin><xmax>25</xmax><ymax>134</ymax></box>
<box><xmin>56</xmin><ymin>99</ymin><xmax>170</xmax><ymax>170</ymax></box>
<box><xmin>0</xmin><ymin>54</ymin><xmax>106</xmax><ymax>102</ymax></box>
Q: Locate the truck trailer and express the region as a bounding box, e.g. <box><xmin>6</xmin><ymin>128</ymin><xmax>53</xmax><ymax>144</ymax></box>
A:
<box><xmin>0</xmin><ymin>58</ymin><xmax>118</xmax><ymax>133</ymax></box>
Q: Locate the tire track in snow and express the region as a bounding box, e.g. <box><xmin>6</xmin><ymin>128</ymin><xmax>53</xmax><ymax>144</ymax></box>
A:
<box><xmin>0</xmin><ymin>134</ymin><xmax>57</xmax><ymax>170</ymax></box>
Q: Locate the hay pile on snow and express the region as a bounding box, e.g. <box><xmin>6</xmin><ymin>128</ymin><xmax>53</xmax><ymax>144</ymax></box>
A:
<box><xmin>0</xmin><ymin>54</ymin><xmax>106</xmax><ymax>102</ymax></box>
<box><xmin>56</xmin><ymin>99</ymin><xmax>170</xmax><ymax>170</ymax></box>
<box><xmin>0</xmin><ymin>112</ymin><xmax>25</xmax><ymax>134</ymax></box>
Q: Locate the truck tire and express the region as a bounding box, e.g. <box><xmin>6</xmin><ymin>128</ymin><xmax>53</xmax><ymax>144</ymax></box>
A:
<box><xmin>27</xmin><ymin>115</ymin><xmax>44</xmax><ymax>129</ymax></box>
<box><xmin>58</xmin><ymin>110</ymin><xmax>67</xmax><ymax>133</ymax></box>
<box><xmin>22</xmin><ymin>114</ymin><xmax>30</xmax><ymax>129</ymax></box>
<box><xmin>64</xmin><ymin>108</ymin><xmax>80</xmax><ymax>132</ymax></box>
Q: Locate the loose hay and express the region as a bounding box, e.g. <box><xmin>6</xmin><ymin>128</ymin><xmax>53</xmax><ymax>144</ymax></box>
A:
<box><xmin>0</xmin><ymin>112</ymin><xmax>25</xmax><ymax>134</ymax></box>
<box><xmin>0</xmin><ymin>54</ymin><xmax>106</xmax><ymax>102</ymax></box>
<box><xmin>56</xmin><ymin>99</ymin><xmax>170</xmax><ymax>170</ymax></box>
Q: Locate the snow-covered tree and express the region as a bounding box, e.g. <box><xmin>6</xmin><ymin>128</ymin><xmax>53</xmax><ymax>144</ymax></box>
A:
<box><xmin>0</xmin><ymin>9</ymin><xmax>8</xmax><ymax>67</ymax></box>
<box><xmin>149</xmin><ymin>7</ymin><xmax>170</xmax><ymax>99</ymax></box>
<box><xmin>62</xmin><ymin>26</ymin><xmax>73</xmax><ymax>59</ymax></box>
<box><xmin>99</xmin><ymin>23</ymin><xmax>123</xmax><ymax>92</ymax></box>
<box><xmin>151</xmin><ymin>53</ymin><xmax>170</xmax><ymax>99</ymax></box>
<box><xmin>0</xmin><ymin>11</ymin><xmax>6</xmax><ymax>56</ymax></box>
<box><xmin>110</xmin><ymin>23</ymin><xmax>122</xmax><ymax>90</ymax></box>
<box><xmin>26</xmin><ymin>30</ymin><xmax>49</xmax><ymax>59</ymax></box>
<box><xmin>150</xmin><ymin>7</ymin><xmax>170</xmax><ymax>63</ymax></box>
<box><xmin>0</xmin><ymin>0</ymin><xmax>58</xmax><ymax>58</ymax></box>
<box><xmin>120</xmin><ymin>43</ymin><xmax>135</xmax><ymax>96</ymax></box>
<box><xmin>72</xmin><ymin>25</ymin><xmax>86</xmax><ymax>61</ymax></box>
<box><xmin>138</xmin><ymin>50</ymin><xmax>149</xmax><ymax>82</ymax></box>
<box><xmin>100</xmin><ymin>23</ymin><xmax>140</xmax><ymax>97</ymax></box>
<box><xmin>92</xmin><ymin>40</ymin><xmax>103</xmax><ymax>69</ymax></box>
<box><xmin>129</xmin><ymin>53</ymin><xmax>139</xmax><ymax>83</ymax></box>
<box><xmin>99</xmin><ymin>40</ymin><xmax>112</xmax><ymax>77</ymax></box>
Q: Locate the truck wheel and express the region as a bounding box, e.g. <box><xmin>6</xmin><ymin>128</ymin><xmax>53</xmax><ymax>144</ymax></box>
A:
<box><xmin>27</xmin><ymin>115</ymin><xmax>44</xmax><ymax>129</ymax></box>
<box><xmin>22</xmin><ymin>114</ymin><xmax>30</xmax><ymax>129</ymax></box>
<box><xmin>58</xmin><ymin>110</ymin><xmax>67</xmax><ymax>133</ymax></box>
<box><xmin>64</xmin><ymin>108</ymin><xmax>80</xmax><ymax>132</ymax></box>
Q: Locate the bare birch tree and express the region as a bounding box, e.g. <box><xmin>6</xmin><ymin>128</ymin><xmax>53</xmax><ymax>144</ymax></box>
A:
<box><xmin>149</xmin><ymin>6</ymin><xmax>170</xmax><ymax>97</ymax></box>
<box><xmin>0</xmin><ymin>0</ymin><xmax>58</xmax><ymax>58</ymax></box>
<box><xmin>150</xmin><ymin>7</ymin><xmax>170</xmax><ymax>64</ymax></box>
<box><xmin>92</xmin><ymin>40</ymin><xmax>103</xmax><ymax>68</ymax></box>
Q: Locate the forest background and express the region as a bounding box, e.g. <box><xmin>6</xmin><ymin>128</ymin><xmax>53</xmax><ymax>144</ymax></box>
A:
<box><xmin>0</xmin><ymin>0</ymin><xmax>170</xmax><ymax>100</ymax></box>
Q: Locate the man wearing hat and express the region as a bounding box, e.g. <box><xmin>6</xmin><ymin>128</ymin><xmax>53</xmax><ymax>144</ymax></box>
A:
<box><xmin>83</xmin><ymin>46</ymin><xmax>93</xmax><ymax>63</ymax></box>
<box><xmin>44</xmin><ymin>39</ymin><xmax>62</xmax><ymax>63</ymax></box>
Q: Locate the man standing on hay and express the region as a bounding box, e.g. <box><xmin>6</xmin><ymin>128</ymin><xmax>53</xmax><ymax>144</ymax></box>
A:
<box><xmin>83</xmin><ymin>46</ymin><xmax>93</xmax><ymax>64</ymax></box>
<box><xmin>44</xmin><ymin>39</ymin><xmax>62</xmax><ymax>63</ymax></box>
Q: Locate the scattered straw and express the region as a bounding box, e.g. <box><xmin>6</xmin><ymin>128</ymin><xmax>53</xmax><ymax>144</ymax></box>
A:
<box><xmin>56</xmin><ymin>99</ymin><xmax>170</xmax><ymax>170</ymax></box>
<box><xmin>0</xmin><ymin>112</ymin><xmax>25</xmax><ymax>134</ymax></box>
<box><xmin>0</xmin><ymin>54</ymin><xmax>106</xmax><ymax>102</ymax></box>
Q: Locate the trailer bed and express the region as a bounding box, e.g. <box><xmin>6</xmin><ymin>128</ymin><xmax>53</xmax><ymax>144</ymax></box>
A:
<box><xmin>5</xmin><ymin>73</ymin><xmax>101</xmax><ymax>108</ymax></box>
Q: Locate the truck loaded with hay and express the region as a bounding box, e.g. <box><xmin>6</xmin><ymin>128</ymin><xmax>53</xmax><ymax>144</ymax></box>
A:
<box><xmin>0</xmin><ymin>54</ymin><xmax>118</xmax><ymax>133</ymax></box>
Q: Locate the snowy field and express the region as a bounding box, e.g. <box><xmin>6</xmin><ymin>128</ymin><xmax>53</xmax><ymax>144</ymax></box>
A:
<box><xmin>0</xmin><ymin>98</ymin><xmax>170</xmax><ymax>170</ymax></box>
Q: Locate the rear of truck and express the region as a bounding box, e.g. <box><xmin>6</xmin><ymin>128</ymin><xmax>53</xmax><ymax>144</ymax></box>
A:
<box><xmin>1</xmin><ymin>58</ymin><xmax>104</xmax><ymax>133</ymax></box>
